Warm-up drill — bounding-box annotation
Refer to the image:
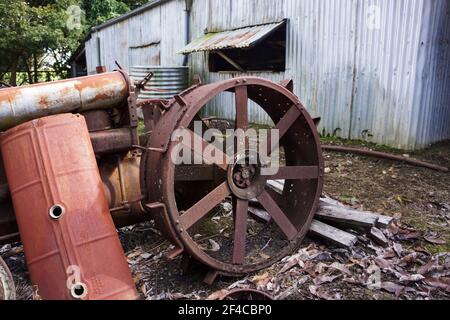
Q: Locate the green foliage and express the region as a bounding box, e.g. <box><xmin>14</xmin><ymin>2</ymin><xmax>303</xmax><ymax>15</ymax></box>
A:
<box><xmin>0</xmin><ymin>0</ymin><xmax>85</xmax><ymax>83</ymax></box>
<box><xmin>83</xmin><ymin>0</ymin><xmax>129</xmax><ymax>26</ymax></box>
<box><xmin>0</xmin><ymin>0</ymin><xmax>149</xmax><ymax>84</ymax></box>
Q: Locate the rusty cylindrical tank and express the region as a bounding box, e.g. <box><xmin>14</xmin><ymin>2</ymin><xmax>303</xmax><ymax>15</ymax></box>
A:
<box><xmin>0</xmin><ymin>72</ymin><xmax>128</xmax><ymax>132</ymax></box>
<box><xmin>0</xmin><ymin>113</ymin><xmax>137</xmax><ymax>300</ymax></box>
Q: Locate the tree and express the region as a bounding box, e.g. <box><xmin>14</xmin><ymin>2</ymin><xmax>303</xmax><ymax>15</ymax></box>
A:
<box><xmin>0</xmin><ymin>0</ymin><xmax>149</xmax><ymax>85</ymax></box>
<box><xmin>0</xmin><ymin>0</ymin><xmax>83</xmax><ymax>85</ymax></box>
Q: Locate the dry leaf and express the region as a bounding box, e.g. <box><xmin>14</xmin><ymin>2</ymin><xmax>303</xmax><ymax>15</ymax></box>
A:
<box><xmin>326</xmin><ymin>262</ymin><xmax>351</xmax><ymax>275</ymax></box>
<box><xmin>259</xmin><ymin>252</ymin><xmax>271</xmax><ymax>260</ymax></box>
<box><xmin>309</xmin><ymin>285</ymin><xmax>334</xmax><ymax>300</ymax></box>
<box><xmin>424</xmin><ymin>235</ymin><xmax>446</xmax><ymax>245</ymax></box>
<box><xmin>380</xmin><ymin>282</ymin><xmax>405</xmax><ymax>297</ymax></box>
<box><xmin>399</xmin><ymin>274</ymin><xmax>425</xmax><ymax>283</ymax></box>
<box><xmin>393</xmin><ymin>243</ymin><xmax>403</xmax><ymax>257</ymax></box>
<box><xmin>313</xmin><ymin>274</ymin><xmax>341</xmax><ymax>285</ymax></box>
<box><xmin>279</xmin><ymin>257</ymin><xmax>299</xmax><ymax>273</ymax></box>
<box><xmin>424</xmin><ymin>277</ymin><xmax>450</xmax><ymax>292</ymax></box>
<box><xmin>207</xmin><ymin>289</ymin><xmax>229</xmax><ymax>300</ymax></box>
<box><xmin>207</xmin><ymin>239</ymin><xmax>220</xmax><ymax>252</ymax></box>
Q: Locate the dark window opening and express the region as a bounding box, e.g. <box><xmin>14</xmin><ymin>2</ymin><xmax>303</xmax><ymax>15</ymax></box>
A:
<box><xmin>208</xmin><ymin>23</ymin><xmax>287</xmax><ymax>73</ymax></box>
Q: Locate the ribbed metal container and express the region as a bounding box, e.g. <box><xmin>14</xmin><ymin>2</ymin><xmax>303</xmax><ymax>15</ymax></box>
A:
<box><xmin>130</xmin><ymin>66</ymin><xmax>189</xmax><ymax>100</ymax></box>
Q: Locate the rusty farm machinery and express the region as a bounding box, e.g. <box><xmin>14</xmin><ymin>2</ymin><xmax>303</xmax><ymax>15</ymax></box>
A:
<box><xmin>0</xmin><ymin>69</ymin><xmax>324</xmax><ymax>300</ymax></box>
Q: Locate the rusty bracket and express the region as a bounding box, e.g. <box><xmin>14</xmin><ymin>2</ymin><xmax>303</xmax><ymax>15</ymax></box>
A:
<box><xmin>279</xmin><ymin>78</ymin><xmax>294</xmax><ymax>92</ymax></box>
<box><xmin>136</xmin><ymin>71</ymin><xmax>154</xmax><ymax>92</ymax></box>
<box><xmin>115</xmin><ymin>62</ymin><xmax>139</xmax><ymax>147</ymax></box>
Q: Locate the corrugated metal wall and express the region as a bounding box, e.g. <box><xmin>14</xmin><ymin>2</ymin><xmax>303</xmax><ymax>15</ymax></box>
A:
<box><xmin>412</xmin><ymin>0</ymin><xmax>450</xmax><ymax>149</ymax></box>
<box><xmin>85</xmin><ymin>0</ymin><xmax>186</xmax><ymax>73</ymax></box>
<box><xmin>85</xmin><ymin>0</ymin><xmax>450</xmax><ymax>150</ymax></box>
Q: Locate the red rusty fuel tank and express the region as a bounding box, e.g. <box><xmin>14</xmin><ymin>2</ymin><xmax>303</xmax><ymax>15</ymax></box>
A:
<box><xmin>0</xmin><ymin>113</ymin><xmax>137</xmax><ymax>300</ymax></box>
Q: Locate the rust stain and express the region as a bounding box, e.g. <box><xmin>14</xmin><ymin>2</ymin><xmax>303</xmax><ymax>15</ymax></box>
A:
<box><xmin>38</xmin><ymin>95</ymin><xmax>49</xmax><ymax>109</ymax></box>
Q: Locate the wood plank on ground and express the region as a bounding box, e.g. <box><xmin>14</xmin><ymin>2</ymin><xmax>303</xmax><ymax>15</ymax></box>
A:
<box><xmin>316</xmin><ymin>204</ymin><xmax>378</xmax><ymax>228</ymax></box>
<box><xmin>318</xmin><ymin>199</ymin><xmax>393</xmax><ymax>229</ymax></box>
<box><xmin>309</xmin><ymin>220</ymin><xmax>358</xmax><ymax>248</ymax></box>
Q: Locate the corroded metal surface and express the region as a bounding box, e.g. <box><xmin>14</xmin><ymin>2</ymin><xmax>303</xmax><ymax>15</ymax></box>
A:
<box><xmin>0</xmin><ymin>72</ymin><xmax>128</xmax><ymax>131</ymax></box>
<box><xmin>220</xmin><ymin>289</ymin><xmax>273</xmax><ymax>300</ymax></box>
<box><xmin>180</xmin><ymin>20</ymin><xmax>286</xmax><ymax>53</ymax></box>
<box><xmin>143</xmin><ymin>77</ymin><xmax>324</xmax><ymax>275</ymax></box>
<box><xmin>99</xmin><ymin>153</ymin><xmax>148</xmax><ymax>227</ymax></box>
<box><xmin>83</xmin><ymin>110</ymin><xmax>112</xmax><ymax>132</ymax></box>
<box><xmin>90</xmin><ymin>128</ymin><xmax>134</xmax><ymax>155</ymax></box>
<box><xmin>0</xmin><ymin>114</ymin><xmax>137</xmax><ymax>300</ymax></box>
<box><xmin>130</xmin><ymin>66</ymin><xmax>189</xmax><ymax>100</ymax></box>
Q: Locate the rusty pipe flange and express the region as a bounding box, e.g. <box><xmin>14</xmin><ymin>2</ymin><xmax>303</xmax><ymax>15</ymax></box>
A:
<box><xmin>0</xmin><ymin>256</ymin><xmax>15</xmax><ymax>300</ymax></box>
<box><xmin>143</xmin><ymin>77</ymin><xmax>323</xmax><ymax>275</ymax></box>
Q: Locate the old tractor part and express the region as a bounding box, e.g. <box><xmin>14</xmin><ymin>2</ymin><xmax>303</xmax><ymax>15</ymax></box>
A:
<box><xmin>99</xmin><ymin>152</ymin><xmax>149</xmax><ymax>227</ymax></box>
<box><xmin>143</xmin><ymin>77</ymin><xmax>324</xmax><ymax>278</ymax></box>
<box><xmin>219</xmin><ymin>289</ymin><xmax>273</xmax><ymax>300</ymax></box>
<box><xmin>322</xmin><ymin>145</ymin><xmax>449</xmax><ymax>173</ymax></box>
<box><xmin>0</xmin><ymin>113</ymin><xmax>137</xmax><ymax>300</ymax></box>
<box><xmin>0</xmin><ymin>152</ymin><xmax>147</xmax><ymax>245</ymax></box>
<box><xmin>0</xmin><ymin>256</ymin><xmax>15</xmax><ymax>300</ymax></box>
<box><xmin>0</xmin><ymin>72</ymin><xmax>129</xmax><ymax>132</ymax></box>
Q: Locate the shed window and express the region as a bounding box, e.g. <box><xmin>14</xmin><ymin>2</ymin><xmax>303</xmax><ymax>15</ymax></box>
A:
<box><xmin>180</xmin><ymin>20</ymin><xmax>287</xmax><ymax>73</ymax></box>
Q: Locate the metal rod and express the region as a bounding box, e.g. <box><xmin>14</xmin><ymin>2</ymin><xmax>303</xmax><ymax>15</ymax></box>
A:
<box><xmin>322</xmin><ymin>145</ymin><xmax>448</xmax><ymax>173</ymax></box>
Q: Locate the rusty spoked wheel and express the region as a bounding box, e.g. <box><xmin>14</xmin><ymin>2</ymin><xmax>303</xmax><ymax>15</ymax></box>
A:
<box><xmin>144</xmin><ymin>77</ymin><xmax>323</xmax><ymax>276</ymax></box>
<box><xmin>0</xmin><ymin>256</ymin><xmax>15</xmax><ymax>300</ymax></box>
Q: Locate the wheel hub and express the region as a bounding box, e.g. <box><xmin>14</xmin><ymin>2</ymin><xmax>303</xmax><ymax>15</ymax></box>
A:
<box><xmin>227</xmin><ymin>152</ymin><xmax>267</xmax><ymax>200</ymax></box>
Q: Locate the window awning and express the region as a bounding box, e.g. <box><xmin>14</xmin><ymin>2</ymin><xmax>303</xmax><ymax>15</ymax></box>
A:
<box><xmin>180</xmin><ymin>20</ymin><xmax>286</xmax><ymax>54</ymax></box>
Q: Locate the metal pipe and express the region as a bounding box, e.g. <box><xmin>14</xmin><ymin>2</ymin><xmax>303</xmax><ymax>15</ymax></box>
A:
<box><xmin>90</xmin><ymin>128</ymin><xmax>133</xmax><ymax>155</ymax></box>
<box><xmin>183</xmin><ymin>0</ymin><xmax>193</xmax><ymax>66</ymax></box>
<box><xmin>0</xmin><ymin>72</ymin><xmax>129</xmax><ymax>131</ymax></box>
<box><xmin>322</xmin><ymin>145</ymin><xmax>449</xmax><ymax>173</ymax></box>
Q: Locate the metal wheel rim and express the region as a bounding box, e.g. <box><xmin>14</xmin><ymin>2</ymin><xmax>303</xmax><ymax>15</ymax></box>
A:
<box><xmin>148</xmin><ymin>77</ymin><xmax>324</xmax><ymax>274</ymax></box>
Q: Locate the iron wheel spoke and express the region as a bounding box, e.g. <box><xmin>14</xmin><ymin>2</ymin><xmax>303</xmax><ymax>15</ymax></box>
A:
<box><xmin>265</xmin><ymin>106</ymin><xmax>301</xmax><ymax>153</ymax></box>
<box><xmin>256</xmin><ymin>190</ymin><xmax>298</xmax><ymax>240</ymax></box>
<box><xmin>179</xmin><ymin>182</ymin><xmax>231</xmax><ymax>230</ymax></box>
<box><xmin>232</xmin><ymin>197</ymin><xmax>249</xmax><ymax>265</ymax></box>
<box><xmin>179</xmin><ymin>129</ymin><xmax>231</xmax><ymax>171</ymax></box>
<box><xmin>235</xmin><ymin>85</ymin><xmax>249</xmax><ymax>131</ymax></box>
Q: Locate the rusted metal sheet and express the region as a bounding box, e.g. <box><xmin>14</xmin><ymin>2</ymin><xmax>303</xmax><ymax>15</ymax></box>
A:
<box><xmin>0</xmin><ymin>113</ymin><xmax>137</xmax><ymax>300</ymax></box>
<box><xmin>180</xmin><ymin>20</ymin><xmax>285</xmax><ymax>54</ymax></box>
<box><xmin>99</xmin><ymin>153</ymin><xmax>148</xmax><ymax>227</ymax></box>
<box><xmin>0</xmin><ymin>72</ymin><xmax>128</xmax><ymax>131</ymax></box>
<box><xmin>0</xmin><ymin>153</ymin><xmax>149</xmax><ymax>244</ymax></box>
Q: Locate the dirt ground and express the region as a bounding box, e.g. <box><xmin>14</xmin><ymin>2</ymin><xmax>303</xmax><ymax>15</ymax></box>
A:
<box><xmin>2</xmin><ymin>139</ymin><xmax>449</xmax><ymax>300</ymax></box>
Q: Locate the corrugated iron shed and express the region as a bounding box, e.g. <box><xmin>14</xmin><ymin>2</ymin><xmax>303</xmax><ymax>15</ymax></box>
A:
<box><xmin>84</xmin><ymin>0</ymin><xmax>450</xmax><ymax>150</ymax></box>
